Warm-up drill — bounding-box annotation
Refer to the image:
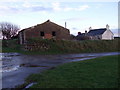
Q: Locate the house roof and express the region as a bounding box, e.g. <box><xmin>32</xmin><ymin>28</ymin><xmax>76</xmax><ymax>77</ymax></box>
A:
<box><xmin>88</xmin><ymin>28</ymin><xmax>106</xmax><ymax>36</ymax></box>
<box><xmin>19</xmin><ymin>20</ymin><xmax>69</xmax><ymax>33</ymax></box>
<box><xmin>39</xmin><ymin>20</ymin><xmax>69</xmax><ymax>30</ymax></box>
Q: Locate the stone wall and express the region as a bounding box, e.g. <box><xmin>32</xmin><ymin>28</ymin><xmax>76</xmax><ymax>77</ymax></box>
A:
<box><xmin>23</xmin><ymin>43</ymin><xmax>50</xmax><ymax>51</ymax></box>
<box><xmin>19</xmin><ymin>20</ymin><xmax>70</xmax><ymax>44</ymax></box>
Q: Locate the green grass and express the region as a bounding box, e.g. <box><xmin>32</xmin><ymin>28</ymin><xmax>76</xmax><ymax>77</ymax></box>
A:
<box><xmin>1</xmin><ymin>39</ymin><xmax>119</xmax><ymax>55</ymax></box>
<box><xmin>25</xmin><ymin>55</ymin><xmax>119</xmax><ymax>88</ymax></box>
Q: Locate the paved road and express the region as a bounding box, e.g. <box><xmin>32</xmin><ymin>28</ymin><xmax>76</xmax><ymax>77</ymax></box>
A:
<box><xmin>1</xmin><ymin>52</ymin><xmax>120</xmax><ymax>88</ymax></box>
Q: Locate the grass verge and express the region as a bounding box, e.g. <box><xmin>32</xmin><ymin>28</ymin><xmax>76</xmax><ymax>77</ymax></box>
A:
<box><xmin>24</xmin><ymin>55</ymin><xmax>119</xmax><ymax>88</ymax></box>
<box><xmin>1</xmin><ymin>39</ymin><xmax>120</xmax><ymax>55</ymax></box>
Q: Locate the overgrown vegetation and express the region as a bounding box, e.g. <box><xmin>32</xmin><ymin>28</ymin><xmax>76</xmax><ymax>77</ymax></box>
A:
<box><xmin>1</xmin><ymin>39</ymin><xmax>21</xmax><ymax>53</ymax></box>
<box><xmin>1</xmin><ymin>38</ymin><xmax>120</xmax><ymax>54</ymax></box>
<box><xmin>24</xmin><ymin>55</ymin><xmax>119</xmax><ymax>88</ymax></box>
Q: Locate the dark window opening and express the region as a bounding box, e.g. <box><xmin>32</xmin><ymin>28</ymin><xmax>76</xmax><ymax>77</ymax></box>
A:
<box><xmin>52</xmin><ymin>31</ymin><xmax>56</xmax><ymax>36</ymax></box>
<box><xmin>40</xmin><ymin>32</ymin><xmax>44</xmax><ymax>36</ymax></box>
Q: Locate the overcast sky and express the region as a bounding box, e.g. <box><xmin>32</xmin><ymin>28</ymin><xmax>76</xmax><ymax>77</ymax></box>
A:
<box><xmin>0</xmin><ymin>0</ymin><xmax>119</xmax><ymax>36</ymax></box>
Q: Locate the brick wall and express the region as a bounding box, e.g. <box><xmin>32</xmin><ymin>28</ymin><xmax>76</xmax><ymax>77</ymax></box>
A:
<box><xmin>19</xmin><ymin>20</ymin><xmax>70</xmax><ymax>44</ymax></box>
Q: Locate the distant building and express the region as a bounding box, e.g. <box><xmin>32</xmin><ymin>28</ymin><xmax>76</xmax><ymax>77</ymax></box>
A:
<box><xmin>18</xmin><ymin>20</ymin><xmax>70</xmax><ymax>44</ymax></box>
<box><xmin>76</xmin><ymin>32</ymin><xmax>90</xmax><ymax>40</ymax></box>
<box><xmin>77</xmin><ymin>24</ymin><xmax>114</xmax><ymax>40</ymax></box>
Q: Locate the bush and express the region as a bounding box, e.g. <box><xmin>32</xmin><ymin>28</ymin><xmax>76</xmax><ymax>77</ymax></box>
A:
<box><xmin>2</xmin><ymin>39</ymin><xmax>19</xmax><ymax>48</ymax></box>
<box><xmin>2</xmin><ymin>39</ymin><xmax>21</xmax><ymax>52</ymax></box>
<box><xmin>26</xmin><ymin>39</ymin><xmax>119</xmax><ymax>53</ymax></box>
<box><xmin>2</xmin><ymin>38</ymin><xmax>120</xmax><ymax>54</ymax></box>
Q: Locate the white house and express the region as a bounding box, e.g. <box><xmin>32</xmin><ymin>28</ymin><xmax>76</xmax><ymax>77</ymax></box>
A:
<box><xmin>87</xmin><ymin>24</ymin><xmax>114</xmax><ymax>40</ymax></box>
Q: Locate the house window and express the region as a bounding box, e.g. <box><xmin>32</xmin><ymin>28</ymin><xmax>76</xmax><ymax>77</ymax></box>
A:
<box><xmin>52</xmin><ymin>31</ymin><xmax>56</xmax><ymax>36</ymax></box>
<box><xmin>40</xmin><ymin>31</ymin><xmax>44</xmax><ymax>36</ymax></box>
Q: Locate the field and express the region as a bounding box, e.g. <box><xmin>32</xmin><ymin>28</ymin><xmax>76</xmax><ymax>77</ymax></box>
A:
<box><xmin>24</xmin><ymin>55</ymin><xmax>119</xmax><ymax>88</ymax></box>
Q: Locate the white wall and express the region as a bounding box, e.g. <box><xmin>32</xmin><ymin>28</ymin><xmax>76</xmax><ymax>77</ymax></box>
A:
<box><xmin>102</xmin><ymin>30</ymin><xmax>114</xmax><ymax>40</ymax></box>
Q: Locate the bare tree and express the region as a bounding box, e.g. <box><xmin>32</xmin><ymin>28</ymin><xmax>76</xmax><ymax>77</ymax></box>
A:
<box><xmin>0</xmin><ymin>22</ymin><xmax>20</xmax><ymax>39</ymax></box>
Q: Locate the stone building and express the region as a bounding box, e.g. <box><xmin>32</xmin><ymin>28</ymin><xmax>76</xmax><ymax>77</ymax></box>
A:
<box><xmin>19</xmin><ymin>20</ymin><xmax>70</xmax><ymax>44</ymax></box>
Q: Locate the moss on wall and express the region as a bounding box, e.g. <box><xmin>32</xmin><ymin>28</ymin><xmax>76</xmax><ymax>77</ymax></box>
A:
<box><xmin>22</xmin><ymin>38</ymin><xmax>119</xmax><ymax>54</ymax></box>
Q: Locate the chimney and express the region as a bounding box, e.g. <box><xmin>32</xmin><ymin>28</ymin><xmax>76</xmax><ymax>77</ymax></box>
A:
<box><xmin>85</xmin><ymin>30</ymin><xmax>87</xmax><ymax>36</ymax></box>
<box><xmin>106</xmin><ymin>24</ymin><xmax>109</xmax><ymax>30</ymax></box>
<box><xmin>47</xmin><ymin>19</ymin><xmax>50</xmax><ymax>22</ymax></box>
<box><xmin>65</xmin><ymin>22</ymin><xmax>66</xmax><ymax>28</ymax></box>
<box><xmin>89</xmin><ymin>27</ymin><xmax>92</xmax><ymax>30</ymax></box>
<box><xmin>78</xmin><ymin>32</ymin><xmax>81</xmax><ymax>35</ymax></box>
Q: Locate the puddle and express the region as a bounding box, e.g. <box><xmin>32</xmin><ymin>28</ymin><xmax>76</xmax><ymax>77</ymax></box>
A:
<box><xmin>20</xmin><ymin>63</ymin><xmax>49</xmax><ymax>67</ymax></box>
<box><xmin>25</xmin><ymin>83</ymin><xmax>37</xmax><ymax>88</ymax></box>
<box><xmin>1</xmin><ymin>53</ymin><xmax>20</xmax><ymax>73</ymax></box>
<box><xmin>65</xmin><ymin>56</ymin><xmax>95</xmax><ymax>60</ymax></box>
<box><xmin>71</xmin><ymin>57</ymin><xmax>97</xmax><ymax>62</ymax></box>
<box><xmin>1</xmin><ymin>65</ymin><xmax>20</xmax><ymax>73</ymax></box>
<box><xmin>1</xmin><ymin>52</ymin><xmax>120</xmax><ymax>73</ymax></box>
<box><xmin>1</xmin><ymin>53</ymin><xmax>20</xmax><ymax>57</ymax></box>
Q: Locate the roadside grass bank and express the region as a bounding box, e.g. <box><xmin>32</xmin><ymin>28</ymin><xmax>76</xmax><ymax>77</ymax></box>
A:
<box><xmin>1</xmin><ymin>39</ymin><xmax>120</xmax><ymax>55</ymax></box>
<box><xmin>1</xmin><ymin>39</ymin><xmax>21</xmax><ymax>53</ymax></box>
<box><xmin>19</xmin><ymin>55</ymin><xmax>119</xmax><ymax>88</ymax></box>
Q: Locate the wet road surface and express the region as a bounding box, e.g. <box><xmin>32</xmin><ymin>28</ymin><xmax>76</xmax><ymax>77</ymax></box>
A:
<box><xmin>1</xmin><ymin>52</ymin><xmax>120</xmax><ymax>88</ymax></box>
